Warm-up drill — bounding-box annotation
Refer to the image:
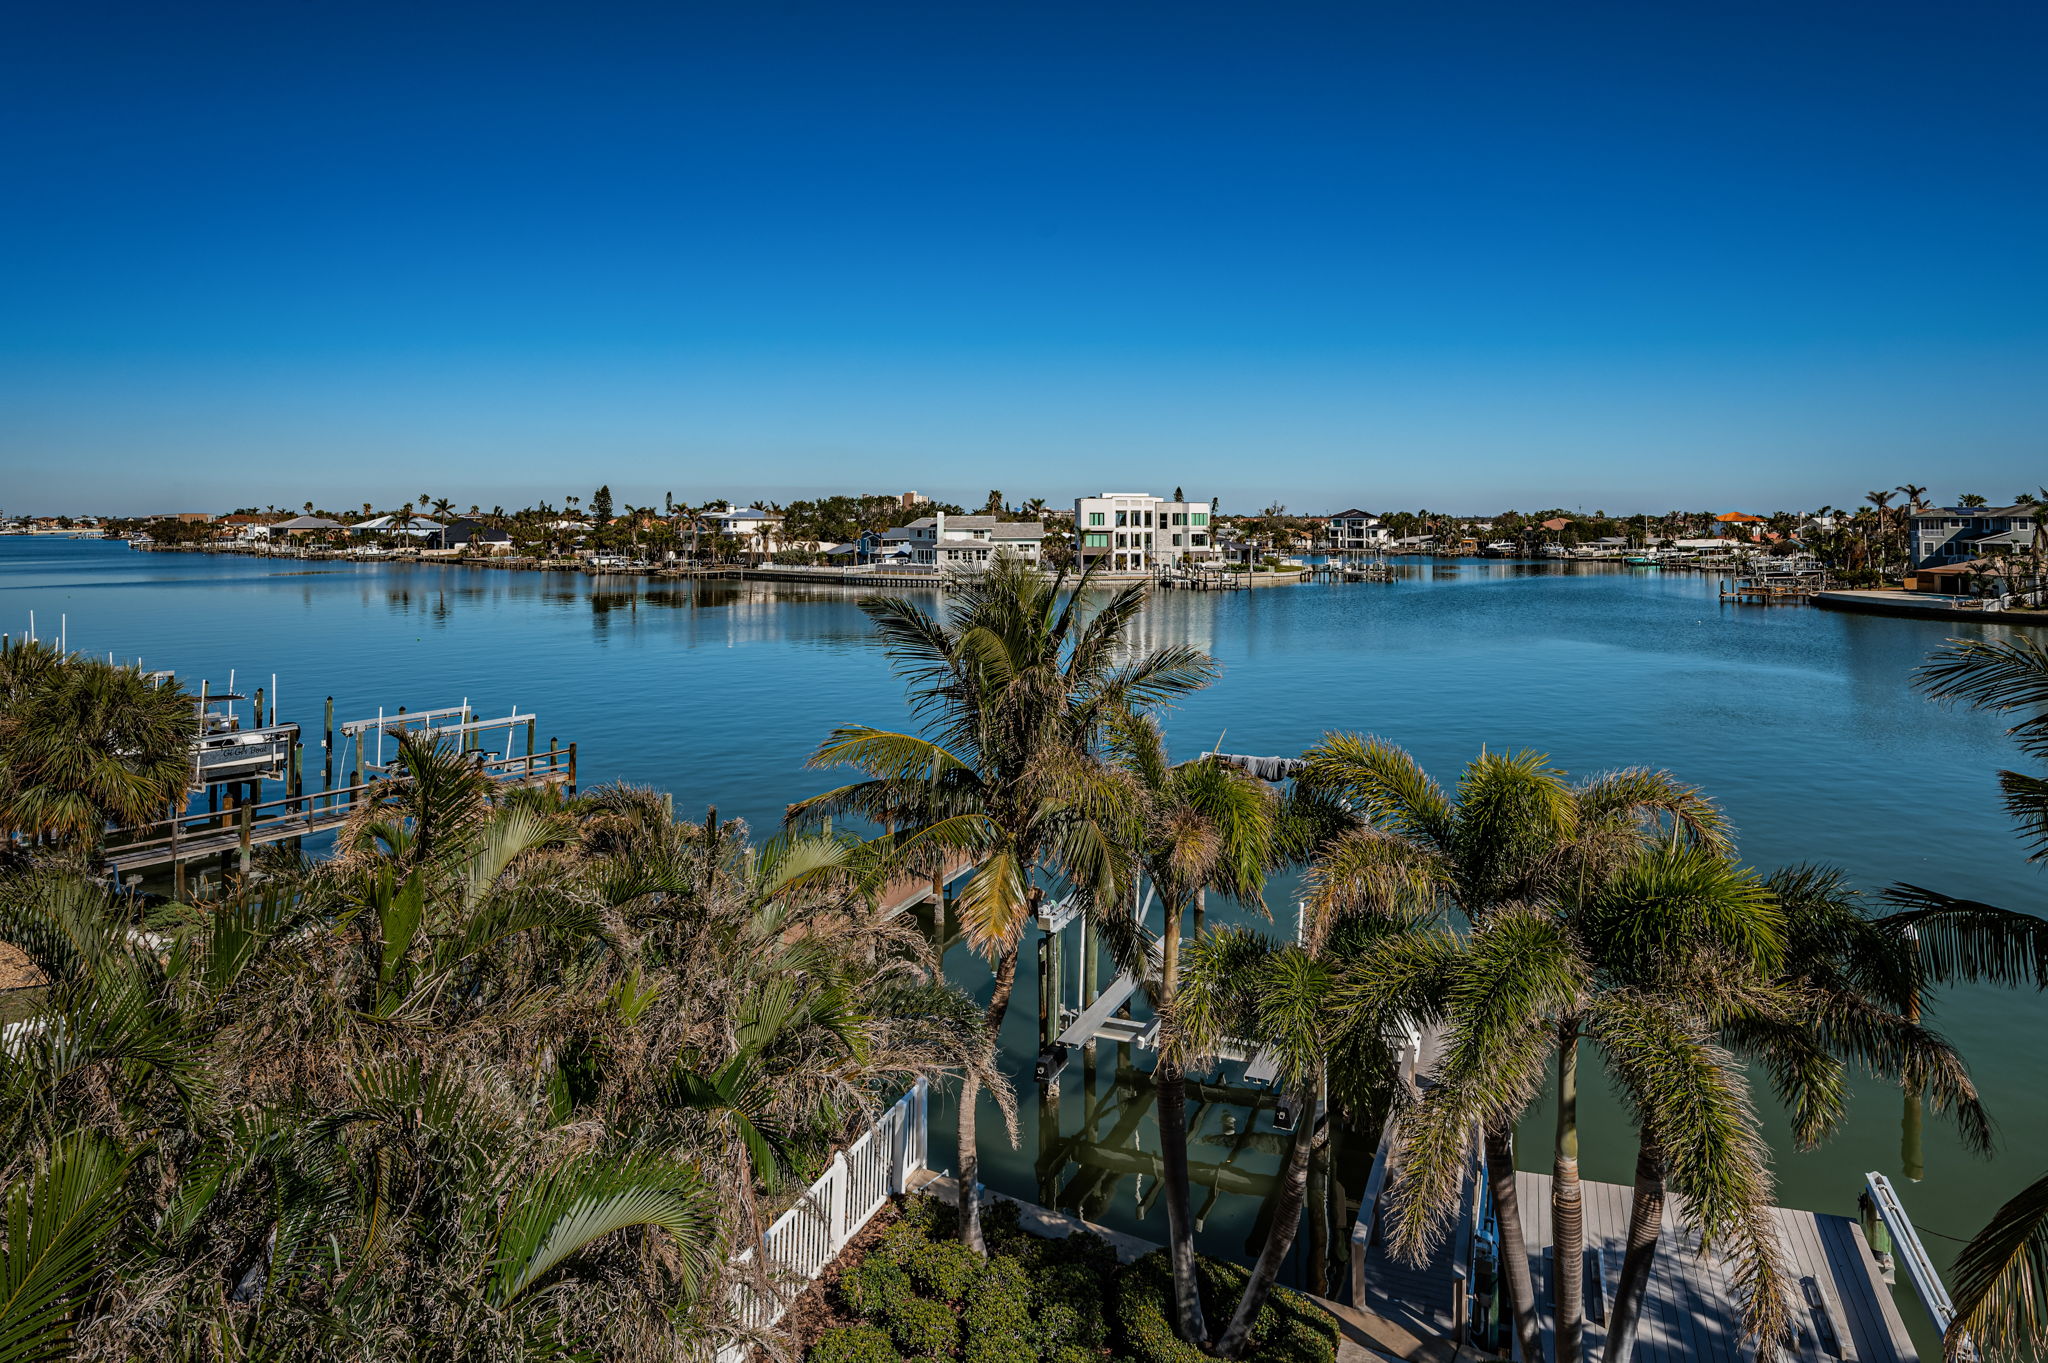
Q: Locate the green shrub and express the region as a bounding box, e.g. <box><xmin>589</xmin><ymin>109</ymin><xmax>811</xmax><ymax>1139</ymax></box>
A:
<box><xmin>959</xmin><ymin>1255</ymin><xmax>1037</xmax><ymax>1363</ymax></box>
<box><xmin>878</xmin><ymin>1216</ymin><xmax>937</xmax><ymax>1262</ymax></box>
<box><xmin>881</xmin><ymin>1296</ymin><xmax>960</xmax><ymax>1358</ymax></box>
<box><xmin>1047</xmin><ymin>1348</ymin><xmax>1103</xmax><ymax>1363</ymax></box>
<box><xmin>899</xmin><ymin>1194</ymin><xmax>960</xmax><ymax>1240</ymax></box>
<box><xmin>809</xmin><ymin>1323</ymin><xmax>903</xmax><ymax>1363</ymax></box>
<box><xmin>903</xmin><ymin>1238</ymin><xmax>982</xmax><ymax>1303</ymax></box>
<box><xmin>833</xmin><ymin>1255</ymin><xmax>913</xmax><ymax>1319</ymax></box>
<box><xmin>1110</xmin><ymin>1251</ymin><xmax>1335</xmax><ymax>1363</ymax></box>
<box><xmin>1035</xmin><ymin>1259</ymin><xmax>1111</xmax><ymax>1350</ymax></box>
<box><xmin>1056</xmin><ymin>1230</ymin><xmax>1120</xmax><ymax>1278</ymax></box>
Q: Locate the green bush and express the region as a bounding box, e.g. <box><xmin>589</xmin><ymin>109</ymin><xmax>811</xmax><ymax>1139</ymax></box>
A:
<box><xmin>1034</xmin><ymin>1260</ymin><xmax>1109</xmax><ymax>1351</ymax></box>
<box><xmin>899</xmin><ymin>1194</ymin><xmax>959</xmax><ymax>1240</ymax></box>
<box><xmin>1110</xmin><ymin>1251</ymin><xmax>1335</xmax><ymax>1363</ymax></box>
<box><xmin>834</xmin><ymin>1255</ymin><xmax>913</xmax><ymax>1319</ymax></box>
<box><xmin>810</xmin><ymin>1323</ymin><xmax>903</xmax><ymax>1363</ymax></box>
<box><xmin>903</xmin><ymin>1238</ymin><xmax>982</xmax><ymax>1304</ymax></box>
<box><xmin>1046</xmin><ymin>1349</ymin><xmax>1103</xmax><ymax>1363</ymax></box>
<box><xmin>881</xmin><ymin>1295</ymin><xmax>960</xmax><ymax>1358</ymax></box>
<box><xmin>959</xmin><ymin>1255</ymin><xmax>1038</xmax><ymax>1363</ymax></box>
<box><xmin>878</xmin><ymin>1215</ymin><xmax>937</xmax><ymax>1263</ymax></box>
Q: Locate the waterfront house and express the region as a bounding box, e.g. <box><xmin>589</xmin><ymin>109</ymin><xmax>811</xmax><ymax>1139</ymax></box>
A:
<box><xmin>1909</xmin><ymin>503</ymin><xmax>2038</xmax><ymax>568</ymax></box>
<box><xmin>270</xmin><ymin>515</ymin><xmax>346</xmax><ymax>539</ymax></box>
<box><xmin>705</xmin><ymin>507</ymin><xmax>783</xmax><ymax>560</ymax></box>
<box><xmin>1325</xmin><ymin>508</ymin><xmax>1390</xmax><ymax>551</ymax></box>
<box><xmin>430</xmin><ymin>519</ymin><xmax>513</xmax><ymax>552</ymax></box>
<box><xmin>349</xmin><ymin>514</ymin><xmax>444</xmax><ymax>539</ymax></box>
<box><xmin>1715</xmin><ymin>511</ymin><xmax>1767</xmax><ymax>540</ymax></box>
<box><xmin>878</xmin><ymin>514</ymin><xmax>1044</xmax><ymax>568</ymax></box>
<box><xmin>1072</xmin><ymin>491</ymin><xmax>1216</xmax><ymax>573</ymax></box>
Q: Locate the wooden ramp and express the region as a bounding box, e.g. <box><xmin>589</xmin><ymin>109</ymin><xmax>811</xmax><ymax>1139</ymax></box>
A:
<box><xmin>1513</xmin><ymin>1171</ymin><xmax>1918</xmax><ymax>1363</ymax></box>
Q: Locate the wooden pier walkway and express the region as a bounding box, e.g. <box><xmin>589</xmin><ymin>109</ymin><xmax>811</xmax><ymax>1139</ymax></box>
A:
<box><xmin>1512</xmin><ymin>1169</ymin><xmax>1917</xmax><ymax>1363</ymax></box>
<box><xmin>101</xmin><ymin>747</ymin><xmax>577</xmax><ymax>878</ymax></box>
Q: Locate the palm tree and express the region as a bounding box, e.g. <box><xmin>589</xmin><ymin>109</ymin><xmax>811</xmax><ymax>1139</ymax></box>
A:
<box><xmin>1867</xmin><ymin>490</ymin><xmax>1896</xmax><ymax>571</ymax></box>
<box><xmin>794</xmin><ymin>557</ymin><xmax>1214</xmax><ymax>1250</ymax></box>
<box><xmin>1899</xmin><ymin>637</ymin><xmax>2048</xmax><ymax>1358</ymax></box>
<box><xmin>1175</xmin><ymin>905</ymin><xmax>1453</xmax><ymax>1359</ymax></box>
<box><xmin>1899</xmin><ymin>483</ymin><xmax>1928</xmax><ymax>512</ymax></box>
<box><xmin>1389</xmin><ymin>846</ymin><xmax>1798</xmax><ymax>1363</ymax></box>
<box><xmin>1103</xmin><ymin>712</ymin><xmax>1279</xmax><ymax>1341</ymax></box>
<box><xmin>0</xmin><ymin>730</ymin><xmax>990</xmax><ymax>1359</ymax></box>
<box><xmin>1298</xmin><ymin>737</ymin><xmax>1726</xmax><ymax>1363</ymax></box>
<box><xmin>0</xmin><ymin>644</ymin><xmax>193</xmax><ymax>847</ymax></box>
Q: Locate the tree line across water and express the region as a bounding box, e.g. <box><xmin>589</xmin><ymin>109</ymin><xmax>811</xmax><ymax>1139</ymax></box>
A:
<box><xmin>3</xmin><ymin>564</ymin><xmax>2048</xmax><ymax>1363</ymax></box>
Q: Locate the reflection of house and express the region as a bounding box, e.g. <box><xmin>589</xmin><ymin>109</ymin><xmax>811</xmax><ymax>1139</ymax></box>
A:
<box><xmin>878</xmin><ymin>514</ymin><xmax>1044</xmax><ymax>568</ymax></box>
<box><xmin>1325</xmin><ymin>509</ymin><xmax>1389</xmax><ymax>550</ymax></box>
<box><xmin>1072</xmin><ymin>492</ymin><xmax>1215</xmax><ymax>573</ymax></box>
<box><xmin>1910</xmin><ymin>504</ymin><xmax>2038</xmax><ymax>567</ymax></box>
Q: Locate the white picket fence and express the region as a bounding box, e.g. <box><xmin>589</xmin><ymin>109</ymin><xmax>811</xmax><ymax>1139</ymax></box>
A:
<box><xmin>717</xmin><ymin>1078</ymin><xmax>931</xmax><ymax>1360</ymax></box>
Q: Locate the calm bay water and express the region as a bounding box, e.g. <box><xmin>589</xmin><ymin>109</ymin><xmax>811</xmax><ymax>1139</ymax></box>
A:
<box><xmin>6</xmin><ymin>538</ymin><xmax>2042</xmax><ymax>1330</ymax></box>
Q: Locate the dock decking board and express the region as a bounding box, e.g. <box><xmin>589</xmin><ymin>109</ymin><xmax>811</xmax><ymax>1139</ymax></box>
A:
<box><xmin>1509</xmin><ymin>1172</ymin><xmax>1918</xmax><ymax>1363</ymax></box>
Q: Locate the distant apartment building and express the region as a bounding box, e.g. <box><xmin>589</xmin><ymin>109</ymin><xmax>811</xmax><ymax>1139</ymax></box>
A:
<box><xmin>879</xmin><ymin>513</ymin><xmax>1044</xmax><ymax>567</ymax></box>
<box><xmin>1072</xmin><ymin>492</ymin><xmax>1215</xmax><ymax>573</ymax></box>
<box><xmin>1910</xmin><ymin>503</ymin><xmax>2038</xmax><ymax>567</ymax></box>
<box><xmin>1325</xmin><ymin>509</ymin><xmax>1390</xmax><ymax>551</ymax></box>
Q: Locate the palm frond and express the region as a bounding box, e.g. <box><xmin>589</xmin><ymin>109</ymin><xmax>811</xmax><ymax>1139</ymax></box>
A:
<box><xmin>1946</xmin><ymin>1168</ymin><xmax>2048</xmax><ymax>1360</ymax></box>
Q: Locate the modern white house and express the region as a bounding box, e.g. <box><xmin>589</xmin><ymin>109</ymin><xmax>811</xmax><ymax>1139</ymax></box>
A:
<box><xmin>1072</xmin><ymin>492</ymin><xmax>1215</xmax><ymax>573</ymax></box>
<box><xmin>878</xmin><ymin>514</ymin><xmax>1044</xmax><ymax>568</ymax></box>
<box><xmin>1325</xmin><ymin>509</ymin><xmax>1391</xmax><ymax>551</ymax></box>
<box><xmin>1910</xmin><ymin>504</ymin><xmax>2039</xmax><ymax>568</ymax></box>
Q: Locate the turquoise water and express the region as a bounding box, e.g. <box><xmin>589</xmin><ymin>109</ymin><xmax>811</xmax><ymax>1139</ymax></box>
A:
<box><xmin>6</xmin><ymin>539</ymin><xmax>2042</xmax><ymax>1329</ymax></box>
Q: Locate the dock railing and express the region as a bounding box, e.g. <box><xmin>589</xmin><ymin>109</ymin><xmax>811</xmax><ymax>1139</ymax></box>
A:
<box><xmin>718</xmin><ymin>1078</ymin><xmax>930</xmax><ymax>1361</ymax></box>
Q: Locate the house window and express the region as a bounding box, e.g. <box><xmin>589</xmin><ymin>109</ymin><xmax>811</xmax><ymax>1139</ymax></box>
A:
<box><xmin>1144</xmin><ymin>511</ymin><xmax>1154</xmax><ymax>527</ymax></box>
<box><xmin>1083</xmin><ymin>532</ymin><xmax>1109</xmax><ymax>548</ymax></box>
<box><xmin>1088</xmin><ymin>512</ymin><xmax>1105</xmax><ymax>527</ymax></box>
<box><xmin>1173</xmin><ymin>534</ymin><xmax>1184</xmax><ymax>546</ymax></box>
<box><xmin>1191</xmin><ymin>534</ymin><xmax>1207</xmax><ymax>546</ymax></box>
<box><xmin>1115</xmin><ymin>511</ymin><xmax>1128</xmax><ymax>527</ymax></box>
<box><xmin>1192</xmin><ymin>513</ymin><xmax>1208</xmax><ymax>526</ymax></box>
<box><xmin>1116</xmin><ymin>533</ymin><xmax>1128</xmax><ymax>548</ymax></box>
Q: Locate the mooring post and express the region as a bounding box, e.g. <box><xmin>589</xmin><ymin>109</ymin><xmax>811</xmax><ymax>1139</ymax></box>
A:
<box><xmin>323</xmin><ymin>695</ymin><xmax>334</xmax><ymax>789</ymax></box>
<box><xmin>254</xmin><ymin>686</ymin><xmax>264</xmax><ymax>731</ymax></box>
<box><xmin>566</xmin><ymin>742</ymin><xmax>577</xmax><ymax>793</ymax></box>
<box><xmin>238</xmin><ymin>798</ymin><xmax>253</xmax><ymax>877</ymax></box>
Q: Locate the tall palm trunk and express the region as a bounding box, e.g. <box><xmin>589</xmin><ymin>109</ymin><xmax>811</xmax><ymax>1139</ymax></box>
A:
<box><xmin>1485</xmin><ymin>1123</ymin><xmax>1542</xmax><ymax>1363</ymax></box>
<box><xmin>1155</xmin><ymin>898</ymin><xmax>1210</xmax><ymax>1345</ymax></box>
<box><xmin>958</xmin><ymin>944</ymin><xmax>1019</xmax><ymax>1253</ymax></box>
<box><xmin>1553</xmin><ymin>1026</ymin><xmax>1586</xmax><ymax>1363</ymax></box>
<box><xmin>1604</xmin><ymin>1127</ymin><xmax>1667</xmax><ymax>1363</ymax></box>
<box><xmin>1214</xmin><ymin>1086</ymin><xmax>1319</xmax><ymax>1358</ymax></box>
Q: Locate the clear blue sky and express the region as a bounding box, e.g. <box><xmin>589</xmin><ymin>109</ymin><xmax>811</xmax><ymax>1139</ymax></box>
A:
<box><xmin>3</xmin><ymin>0</ymin><xmax>2044</xmax><ymax>515</ymax></box>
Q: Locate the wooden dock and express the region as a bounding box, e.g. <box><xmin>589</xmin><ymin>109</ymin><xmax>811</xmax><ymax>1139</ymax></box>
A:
<box><xmin>101</xmin><ymin>746</ymin><xmax>577</xmax><ymax>879</ymax></box>
<box><xmin>1511</xmin><ymin>1169</ymin><xmax>1917</xmax><ymax>1363</ymax></box>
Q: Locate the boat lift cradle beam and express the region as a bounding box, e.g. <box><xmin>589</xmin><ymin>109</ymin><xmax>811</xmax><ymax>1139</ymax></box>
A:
<box><xmin>1865</xmin><ymin>1170</ymin><xmax>1976</xmax><ymax>1359</ymax></box>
